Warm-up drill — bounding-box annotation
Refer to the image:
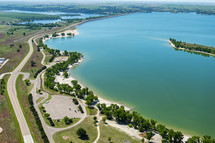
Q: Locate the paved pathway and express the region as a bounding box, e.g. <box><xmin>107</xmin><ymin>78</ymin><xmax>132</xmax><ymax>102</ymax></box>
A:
<box><xmin>7</xmin><ymin>37</ymin><xmax>35</xmax><ymax>143</ymax></box>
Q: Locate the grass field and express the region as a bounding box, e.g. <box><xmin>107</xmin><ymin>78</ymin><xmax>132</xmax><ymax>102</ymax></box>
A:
<box><xmin>86</xmin><ymin>106</ymin><xmax>98</xmax><ymax>115</ymax></box>
<box><xmin>36</xmin><ymin>97</ymin><xmax>45</xmax><ymax>104</ymax></box>
<box><xmin>22</xmin><ymin>41</ymin><xmax>43</xmax><ymax>79</ymax></box>
<box><xmin>53</xmin><ymin>117</ymin><xmax>98</xmax><ymax>143</ymax></box>
<box><xmin>0</xmin><ymin>12</ymin><xmax>60</xmax><ymax>22</ymax></box>
<box><xmin>0</xmin><ymin>74</ymin><xmax>23</xmax><ymax>143</ymax></box>
<box><xmin>16</xmin><ymin>75</ymin><xmax>44</xmax><ymax>143</ymax></box>
<box><xmin>53</xmin><ymin>118</ymin><xmax>81</xmax><ymax>128</ymax></box>
<box><xmin>98</xmin><ymin>122</ymin><xmax>141</xmax><ymax>143</ymax></box>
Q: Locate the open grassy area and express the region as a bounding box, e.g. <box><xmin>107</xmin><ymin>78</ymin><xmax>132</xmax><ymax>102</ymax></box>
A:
<box><xmin>0</xmin><ymin>74</ymin><xmax>23</xmax><ymax>143</ymax></box>
<box><xmin>43</xmin><ymin>49</ymin><xmax>53</xmax><ymax>65</ymax></box>
<box><xmin>86</xmin><ymin>106</ymin><xmax>98</xmax><ymax>115</ymax></box>
<box><xmin>0</xmin><ymin>25</ymin><xmax>43</xmax><ymax>74</ymax></box>
<box><xmin>36</xmin><ymin>97</ymin><xmax>45</xmax><ymax>104</ymax></box>
<box><xmin>53</xmin><ymin>118</ymin><xmax>81</xmax><ymax>128</ymax></box>
<box><xmin>16</xmin><ymin>75</ymin><xmax>44</xmax><ymax>143</ymax></box>
<box><xmin>53</xmin><ymin>117</ymin><xmax>98</xmax><ymax>143</ymax></box>
<box><xmin>98</xmin><ymin>122</ymin><xmax>141</xmax><ymax>143</ymax></box>
<box><xmin>0</xmin><ymin>39</ymin><xmax>28</xmax><ymax>74</ymax></box>
<box><xmin>22</xmin><ymin>41</ymin><xmax>43</xmax><ymax>79</ymax></box>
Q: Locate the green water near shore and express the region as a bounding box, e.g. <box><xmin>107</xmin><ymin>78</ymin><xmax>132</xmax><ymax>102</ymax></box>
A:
<box><xmin>45</xmin><ymin>12</ymin><xmax>215</xmax><ymax>137</ymax></box>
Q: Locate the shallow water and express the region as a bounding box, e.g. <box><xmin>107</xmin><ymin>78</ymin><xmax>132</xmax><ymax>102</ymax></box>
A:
<box><xmin>45</xmin><ymin>12</ymin><xmax>215</xmax><ymax>137</ymax></box>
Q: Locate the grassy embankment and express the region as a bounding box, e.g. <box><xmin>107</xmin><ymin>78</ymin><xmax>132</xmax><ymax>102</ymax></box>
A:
<box><xmin>53</xmin><ymin>117</ymin><xmax>97</xmax><ymax>143</ymax></box>
<box><xmin>98</xmin><ymin>122</ymin><xmax>141</xmax><ymax>143</ymax></box>
<box><xmin>36</xmin><ymin>97</ymin><xmax>45</xmax><ymax>104</ymax></box>
<box><xmin>22</xmin><ymin>39</ymin><xmax>44</xmax><ymax>79</ymax></box>
<box><xmin>0</xmin><ymin>74</ymin><xmax>23</xmax><ymax>143</ymax></box>
<box><xmin>16</xmin><ymin>74</ymin><xmax>44</xmax><ymax>143</ymax></box>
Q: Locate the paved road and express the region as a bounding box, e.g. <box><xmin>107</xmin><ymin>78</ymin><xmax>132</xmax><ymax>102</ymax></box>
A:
<box><xmin>7</xmin><ymin>37</ymin><xmax>35</xmax><ymax>143</ymax></box>
<box><xmin>4</xmin><ymin>21</ymin><xmax>90</xmax><ymax>143</ymax></box>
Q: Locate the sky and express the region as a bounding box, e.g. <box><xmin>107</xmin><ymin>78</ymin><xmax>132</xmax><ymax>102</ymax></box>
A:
<box><xmin>1</xmin><ymin>0</ymin><xmax>215</xmax><ymax>3</ymax></box>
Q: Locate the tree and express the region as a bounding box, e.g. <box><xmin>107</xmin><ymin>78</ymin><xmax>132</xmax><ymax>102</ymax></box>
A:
<box><xmin>150</xmin><ymin>119</ymin><xmax>157</xmax><ymax>130</ymax></box>
<box><xmin>63</xmin><ymin>71</ymin><xmax>69</xmax><ymax>78</ymax></box>
<box><xmin>19</xmin><ymin>44</ymin><xmax>22</xmax><ymax>48</ymax></box>
<box><xmin>76</xmin><ymin>128</ymin><xmax>87</xmax><ymax>139</ymax></box>
<box><xmin>31</xmin><ymin>60</ymin><xmax>36</xmax><ymax>67</ymax></box>
<box><xmin>78</xmin><ymin>105</ymin><xmax>84</xmax><ymax>113</ymax></box>
<box><xmin>202</xmin><ymin>136</ymin><xmax>212</xmax><ymax>143</ymax></box>
<box><xmin>146</xmin><ymin>131</ymin><xmax>152</xmax><ymax>141</ymax></box>
<box><xmin>157</xmin><ymin>124</ymin><xmax>167</xmax><ymax>138</ymax></box>
<box><xmin>74</xmin><ymin>84</ymin><xmax>81</xmax><ymax>91</ymax></box>
<box><xmin>71</xmin><ymin>80</ymin><xmax>78</xmax><ymax>86</ymax></box>
<box><xmin>162</xmin><ymin>139</ymin><xmax>167</xmax><ymax>143</ymax></box>
<box><xmin>187</xmin><ymin>136</ymin><xmax>200</xmax><ymax>143</ymax></box>
<box><xmin>37</xmin><ymin>89</ymin><xmax>42</xmax><ymax>94</ymax></box>
<box><xmin>141</xmin><ymin>138</ymin><xmax>144</xmax><ymax>143</ymax></box>
<box><xmin>93</xmin><ymin>116</ymin><xmax>97</xmax><ymax>121</ymax></box>
<box><xmin>23</xmin><ymin>32</ymin><xmax>26</xmax><ymax>36</ymax></box>
<box><xmin>108</xmin><ymin>137</ymin><xmax>111</xmax><ymax>142</ymax></box>
<box><xmin>24</xmin><ymin>79</ymin><xmax>30</xmax><ymax>86</ymax></box>
<box><xmin>64</xmin><ymin>50</ymin><xmax>68</xmax><ymax>56</ymax></box>
<box><xmin>61</xmin><ymin>33</ymin><xmax>65</xmax><ymax>36</ymax></box>
<box><xmin>102</xmin><ymin>117</ymin><xmax>106</xmax><ymax>123</ymax></box>
<box><xmin>173</xmin><ymin>131</ymin><xmax>183</xmax><ymax>143</ymax></box>
<box><xmin>168</xmin><ymin>129</ymin><xmax>174</xmax><ymax>142</ymax></box>
<box><xmin>64</xmin><ymin>116</ymin><xmax>73</xmax><ymax>125</ymax></box>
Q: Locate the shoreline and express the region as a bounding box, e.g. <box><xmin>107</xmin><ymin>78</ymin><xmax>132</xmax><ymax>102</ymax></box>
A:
<box><xmin>42</xmin><ymin>16</ymin><xmax>194</xmax><ymax>142</ymax></box>
<box><xmin>55</xmin><ymin>58</ymin><xmax>132</xmax><ymax>112</ymax></box>
<box><xmin>169</xmin><ymin>40</ymin><xmax>215</xmax><ymax>57</ymax></box>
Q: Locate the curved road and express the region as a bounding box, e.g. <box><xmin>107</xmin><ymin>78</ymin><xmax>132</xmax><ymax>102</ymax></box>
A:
<box><xmin>7</xmin><ymin>37</ymin><xmax>35</xmax><ymax>143</ymax></box>
<box><xmin>5</xmin><ymin>20</ymin><xmax>96</xmax><ymax>143</ymax></box>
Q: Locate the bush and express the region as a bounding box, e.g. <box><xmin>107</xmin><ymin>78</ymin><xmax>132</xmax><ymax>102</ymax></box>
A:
<box><xmin>72</xmin><ymin>98</ymin><xmax>79</xmax><ymax>105</ymax></box>
<box><xmin>78</xmin><ymin>105</ymin><xmax>84</xmax><ymax>113</ymax></box>
<box><xmin>76</xmin><ymin>128</ymin><xmax>87</xmax><ymax>139</ymax></box>
<box><xmin>34</xmin><ymin>66</ymin><xmax>47</xmax><ymax>78</ymax></box>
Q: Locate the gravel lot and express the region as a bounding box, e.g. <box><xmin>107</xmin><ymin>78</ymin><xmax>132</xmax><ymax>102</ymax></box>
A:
<box><xmin>44</xmin><ymin>95</ymin><xmax>84</xmax><ymax>119</ymax></box>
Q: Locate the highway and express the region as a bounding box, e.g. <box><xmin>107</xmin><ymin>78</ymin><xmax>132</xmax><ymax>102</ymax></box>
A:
<box><xmin>7</xmin><ymin>37</ymin><xmax>34</xmax><ymax>143</ymax></box>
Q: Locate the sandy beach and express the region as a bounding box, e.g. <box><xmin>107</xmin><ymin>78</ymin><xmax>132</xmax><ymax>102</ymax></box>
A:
<box><xmin>42</xmin><ymin>29</ymin><xmax>79</xmax><ymax>43</ymax></box>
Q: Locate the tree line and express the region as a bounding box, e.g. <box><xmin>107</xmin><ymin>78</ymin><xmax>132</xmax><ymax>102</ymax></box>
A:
<box><xmin>170</xmin><ymin>38</ymin><xmax>215</xmax><ymax>55</ymax></box>
<box><xmin>28</xmin><ymin>94</ymin><xmax>49</xmax><ymax>143</ymax></box>
<box><xmin>0</xmin><ymin>79</ymin><xmax>6</xmax><ymax>95</ymax></box>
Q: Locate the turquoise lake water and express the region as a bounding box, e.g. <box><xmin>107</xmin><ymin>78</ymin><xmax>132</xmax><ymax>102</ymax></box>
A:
<box><xmin>45</xmin><ymin>12</ymin><xmax>215</xmax><ymax>137</ymax></box>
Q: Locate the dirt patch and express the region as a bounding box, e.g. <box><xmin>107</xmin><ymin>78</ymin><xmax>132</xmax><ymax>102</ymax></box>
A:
<box><xmin>62</xmin><ymin>136</ymin><xmax>69</xmax><ymax>140</ymax></box>
<box><xmin>0</xmin><ymin>127</ymin><xmax>3</xmax><ymax>134</ymax></box>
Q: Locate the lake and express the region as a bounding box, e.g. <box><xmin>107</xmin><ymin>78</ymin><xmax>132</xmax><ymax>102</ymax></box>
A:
<box><xmin>45</xmin><ymin>12</ymin><xmax>215</xmax><ymax>137</ymax></box>
<box><xmin>3</xmin><ymin>10</ymin><xmax>102</xmax><ymax>24</ymax></box>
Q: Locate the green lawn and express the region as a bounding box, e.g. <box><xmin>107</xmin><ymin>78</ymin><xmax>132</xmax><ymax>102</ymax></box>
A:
<box><xmin>36</xmin><ymin>97</ymin><xmax>45</xmax><ymax>104</ymax></box>
<box><xmin>53</xmin><ymin>117</ymin><xmax>98</xmax><ymax>143</ymax></box>
<box><xmin>98</xmin><ymin>122</ymin><xmax>141</xmax><ymax>143</ymax></box>
<box><xmin>0</xmin><ymin>75</ymin><xmax>23</xmax><ymax>143</ymax></box>
<box><xmin>86</xmin><ymin>106</ymin><xmax>98</xmax><ymax>115</ymax></box>
<box><xmin>53</xmin><ymin>118</ymin><xmax>80</xmax><ymax>128</ymax></box>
